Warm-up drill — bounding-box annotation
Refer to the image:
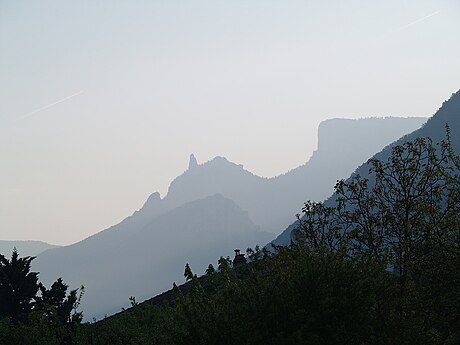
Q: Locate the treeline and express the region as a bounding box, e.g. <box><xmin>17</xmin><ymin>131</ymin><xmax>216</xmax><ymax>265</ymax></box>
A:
<box><xmin>1</xmin><ymin>133</ymin><xmax>459</xmax><ymax>344</ymax></box>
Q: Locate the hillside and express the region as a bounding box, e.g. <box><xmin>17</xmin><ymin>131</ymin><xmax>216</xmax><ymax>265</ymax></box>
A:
<box><xmin>33</xmin><ymin>194</ymin><xmax>271</xmax><ymax>319</ymax></box>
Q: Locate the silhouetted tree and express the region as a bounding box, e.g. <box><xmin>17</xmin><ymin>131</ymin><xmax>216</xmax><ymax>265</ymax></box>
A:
<box><xmin>35</xmin><ymin>278</ymin><xmax>84</xmax><ymax>325</ymax></box>
<box><xmin>0</xmin><ymin>248</ymin><xmax>39</xmax><ymax>322</ymax></box>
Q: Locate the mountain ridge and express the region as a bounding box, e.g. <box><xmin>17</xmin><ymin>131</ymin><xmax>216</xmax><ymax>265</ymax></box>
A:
<box><xmin>139</xmin><ymin>116</ymin><xmax>427</xmax><ymax>236</ymax></box>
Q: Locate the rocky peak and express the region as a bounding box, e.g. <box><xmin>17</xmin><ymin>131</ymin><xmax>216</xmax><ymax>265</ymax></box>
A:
<box><xmin>188</xmin><ymin>154</ymin><xmax>198</xmax><ymax>170</ymax></box>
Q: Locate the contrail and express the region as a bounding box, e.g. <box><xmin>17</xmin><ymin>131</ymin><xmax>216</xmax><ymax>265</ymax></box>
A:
<box><xmin>21</xmin><ymin>90</ymin><xmax>84</xmax><ymax>119</ymax></box>
<box><xmin>396</xmin><ymin>10</ymin><xmax>441</xmax><ymax>31</ymax></box>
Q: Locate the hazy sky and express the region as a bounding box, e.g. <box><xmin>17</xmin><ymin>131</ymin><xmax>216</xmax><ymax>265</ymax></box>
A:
<box><xmin>1</xmin><ymin>0</ymin><xmax>459</xmax><ymax>245</ymax></box>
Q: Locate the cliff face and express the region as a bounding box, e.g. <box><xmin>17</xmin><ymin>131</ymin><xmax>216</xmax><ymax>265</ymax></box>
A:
<box><xmin>316</xmin><ymin>117</ymin><xmax>427</xmax><ymax>157</ymax></box>
<box><xmin>271</xmin><ymin>90</ymin><xmax>460</xmax><ymax>248</ymax></box>
<box><xmin>269</xmin><ymin>117</ymin><xmax>427</xmax><ymax>228</ymax></box>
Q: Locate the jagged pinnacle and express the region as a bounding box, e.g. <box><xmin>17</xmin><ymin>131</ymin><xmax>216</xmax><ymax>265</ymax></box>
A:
<box><xmin>189</xmin><ymin>153</ymin><xmax>198</xmax><ymax>170</ymax></box>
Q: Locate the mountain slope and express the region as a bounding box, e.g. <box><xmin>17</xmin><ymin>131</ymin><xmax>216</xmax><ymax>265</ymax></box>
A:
<box><xmin>34</xmin><ymin>194</ymin><xmax>271</xmax><ymax>319</ymax></box>
<box><xmin>271</xmin><ymin>90</ymin><xmax>460</xmax><ymax>247</ymax></box>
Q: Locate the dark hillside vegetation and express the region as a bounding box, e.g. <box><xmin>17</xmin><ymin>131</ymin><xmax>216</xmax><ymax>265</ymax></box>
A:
<box><xmin>1</xmin><ymin>133</ymin><xmax>459</xmax><ymax>345</ymax></box>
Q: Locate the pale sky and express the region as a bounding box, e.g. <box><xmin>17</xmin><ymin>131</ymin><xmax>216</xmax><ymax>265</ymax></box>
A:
<box><xmin>1</xmin><ymin>0</ymin><xmax>459</xmax><ymax>245</ymax></box>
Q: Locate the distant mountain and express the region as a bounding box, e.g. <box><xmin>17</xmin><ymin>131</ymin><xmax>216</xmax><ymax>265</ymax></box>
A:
<box><xmin>0</xmin><ymin>240</ymin><xmax>59</xmax><ymax>257</ymax></box>
<box><xmin>32</xmin><ymin>116</ymin><xmax>426</xmax><ymax>320</ymax></box>
<box><xmin>34</xmin><ymin>194</ymin><xmax>271</xmax><ymax>319</ymax></box>
<box><xmin>148</xmin><ymin>117</ymin><xmax>426</xmax><ymax>235</ymax></box>
<box><xmin>271</xmin><ymin>90</ymin><xmax>460</xmax><ymax>247</ymax></box>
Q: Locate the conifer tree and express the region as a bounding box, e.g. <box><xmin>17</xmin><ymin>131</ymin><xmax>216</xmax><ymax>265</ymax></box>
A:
<box><xmin>0</xmin><ymin>248</ymin><xmax>39</xmax><ymax>321</ymax></box>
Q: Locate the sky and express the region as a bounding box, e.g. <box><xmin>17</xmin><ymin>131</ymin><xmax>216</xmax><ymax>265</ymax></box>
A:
<box><xmin>1</xmin><ymin>0</ymin><xmax>459</xmax><ymax>245</ymax></box>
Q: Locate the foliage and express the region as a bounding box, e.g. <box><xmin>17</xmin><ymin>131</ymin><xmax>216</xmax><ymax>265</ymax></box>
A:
<box><xmin>82</xmin><ymin>246</ymin><xmax>388</xmax><ymax>345</ymax></box>
<box><xmin>293</xmin><ymin>133</ymin><xmax>460</xmax><ymax>344</ymax></box>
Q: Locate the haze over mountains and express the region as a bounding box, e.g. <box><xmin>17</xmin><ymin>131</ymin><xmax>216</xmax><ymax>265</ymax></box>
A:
<box><xmin>271</xmin><ymin>90</ymin><xmax>460</xmax><ymax>247</ymax></box>
<box><xmin>133</xmin><ymin>116</ymin><xmax>427</xmax><ymax>235</ymax></box>
<box><xmin>30</xmin><ymin>116</ymin><xmax>426</xmax><ymax>320</ymax></box>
